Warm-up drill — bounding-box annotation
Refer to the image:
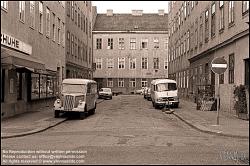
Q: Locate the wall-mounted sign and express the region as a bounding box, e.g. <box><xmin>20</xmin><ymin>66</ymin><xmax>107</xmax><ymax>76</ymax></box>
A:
<box><xmin>1</xmin><ymin>33</ymin><xmax>32</xmax><ymax>55</ymax></box>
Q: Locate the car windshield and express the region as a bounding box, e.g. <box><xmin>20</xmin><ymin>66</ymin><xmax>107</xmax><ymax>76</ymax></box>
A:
<box><xmin>62</xmin><ymin>84</ymin><xmax>86</xmax><ymax>93</ymax></box>
<box><xmin>157</xmin><ymin>83</ymin><xmax>177</xmax><ymax>92</ymax></box>
<box><xmin>100</xmin><ymin>88</ymin><xmax>111</xmax><ymax>92</ymax></box>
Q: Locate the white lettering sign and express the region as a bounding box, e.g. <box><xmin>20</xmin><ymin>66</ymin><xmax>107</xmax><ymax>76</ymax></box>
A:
<box><xmin>1</xmin><ymin>33</ymin><xmax>32</xmax><ymax>55</ymax></box>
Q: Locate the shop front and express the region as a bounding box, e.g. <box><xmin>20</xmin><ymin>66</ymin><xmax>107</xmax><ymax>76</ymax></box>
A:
<box><xmin>1</xmin><ymin>45</ymin><xmax>58</xmax><ymax>119</ymax></box>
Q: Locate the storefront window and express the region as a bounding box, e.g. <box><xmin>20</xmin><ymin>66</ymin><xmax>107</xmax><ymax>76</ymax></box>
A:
<box><xmin>31</xmin><ymin>73</ymin><xmax>40</xmax><ymax>99</ymax></box>
<box><xmin>31</xmin><ymin>73</ymin><xmax>57</xmax><ymax>100</ymax></box>
<box><xmin>40</xmin><ymin>75</ymin><xmax>47</xmax><ymax>98</ymax></box>
<box><xmin>47</xmin><ymin>76</ymin><xmax>54</xmax><ymax>97</ymax></box>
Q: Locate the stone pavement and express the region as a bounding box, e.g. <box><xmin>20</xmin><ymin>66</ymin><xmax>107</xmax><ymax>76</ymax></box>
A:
<box><xmin>169</xmin><ymin>99</ymin><xmax>249</xmax><ymax>139</ymax></box>
<box><xmin>1</xmin><ymin>99</ymin><xmax>105</xmax><ymax>139</ymax></box>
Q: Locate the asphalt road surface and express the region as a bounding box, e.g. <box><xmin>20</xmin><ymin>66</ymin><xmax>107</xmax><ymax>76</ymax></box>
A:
<box><xmin>1</xmin><ymin>95</ymin><xmax>249</xmax><ymax>165</ymax></box>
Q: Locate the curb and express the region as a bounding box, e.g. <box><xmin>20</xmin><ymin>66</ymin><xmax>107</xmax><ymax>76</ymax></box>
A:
<box><xmin>167</xmin><ymin>109</ymin><xmax>249</xmax><ymax>139</ymax></box>
<box><xmin>1</xmin><ymin>119</ymin><xmax>67</xmax><ymax>139</ymax></box>
<box><xmin>1</xmin><ymin>99</ymin><xmax>106</xmax><ymax>139</ymax></box>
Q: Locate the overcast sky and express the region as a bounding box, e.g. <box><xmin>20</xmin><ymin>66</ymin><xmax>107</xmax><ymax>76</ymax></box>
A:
<box><xmin>92</xmin><ymin>1</ymin><xmax>169</xmax><ymax>14</ymax></box>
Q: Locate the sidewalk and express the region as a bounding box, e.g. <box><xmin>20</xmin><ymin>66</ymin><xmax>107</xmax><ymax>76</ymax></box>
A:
<box><xmin>170</xmin><ymin>99</ymin><xmax>249</xmax><ymax>139</ymax></box>
<box><xmin>1</xmin><ymin>99</ymin><xmax>105</xmax><ymax>139</ymax></box>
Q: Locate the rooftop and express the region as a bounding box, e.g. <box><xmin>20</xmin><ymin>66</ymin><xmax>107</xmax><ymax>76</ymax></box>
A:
<box><xmin>93</xmin><ymin>13</ymin><xmax>168</xmax><ymax>32</ymax></box>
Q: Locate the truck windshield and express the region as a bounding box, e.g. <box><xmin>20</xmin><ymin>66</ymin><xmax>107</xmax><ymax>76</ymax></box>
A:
<box><xmin>100</xmin><ymin>88</ymin><xmax>111</xmax><ymax>92</ymax></box>
<box><xmin>62</xmin><ymin>84</ymin><xmax>86</xmax><ymax>93</ymax></box>
<box><xmin>157</xmin><ymin>83</ymin><xmax>177</xmax><ymax>92</ymax></box>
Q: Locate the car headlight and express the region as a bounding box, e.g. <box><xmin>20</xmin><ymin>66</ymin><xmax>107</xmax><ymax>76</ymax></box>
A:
<box><xmin>157</xmin><ymin>98</ymin><xmax>163</xmax><ymax>102</ymax></box>
<box><xmin>173</xmin><ymin>96</ymin><xmax>179</xmax><ymax>101</ymax></box>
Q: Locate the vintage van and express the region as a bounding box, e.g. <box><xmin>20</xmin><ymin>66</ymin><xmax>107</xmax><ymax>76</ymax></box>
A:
<box><xmin>150</xmin><ymin>79</ymin><xmax>179</xmax><ymax>108</ymax></box>
<box><xmin>54</xmin><ymin>79</ymin><xmax>98</xmax><ymax>119</ymax></box>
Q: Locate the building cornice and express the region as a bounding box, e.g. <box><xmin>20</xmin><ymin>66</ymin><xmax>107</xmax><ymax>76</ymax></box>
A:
<box><xmin>188</xmin><ymin>29</ymin><xmax>249</xmax><ymax>63</ymax></box>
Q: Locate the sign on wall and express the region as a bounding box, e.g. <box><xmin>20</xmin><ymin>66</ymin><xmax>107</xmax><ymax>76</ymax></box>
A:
<box><xmin>1</xmin><ymin>33</ymin><xmax>32</xmax><ymax>55</ymax></box>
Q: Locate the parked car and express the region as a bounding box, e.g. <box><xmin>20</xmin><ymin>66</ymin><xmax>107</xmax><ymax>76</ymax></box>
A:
<box><xmin>145</xmin><ymin>88</ymin><xmax>151</xmax><ymax>101</ymax></box>
<box><xmin>98</xmin><ymin>88</ymin><xmax>113</xmax><ymax>99</ymax></box>
<box><xmin>54</xmin><ymin>79</ymin><xmax>98</xmax><ymax>119</ymax></box>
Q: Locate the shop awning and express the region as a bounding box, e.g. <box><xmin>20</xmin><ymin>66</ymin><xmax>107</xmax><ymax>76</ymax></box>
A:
<box><xmin>1</xmin><ymin>47</ymin><xmax>45</xmax><ymax>71</ymax></box>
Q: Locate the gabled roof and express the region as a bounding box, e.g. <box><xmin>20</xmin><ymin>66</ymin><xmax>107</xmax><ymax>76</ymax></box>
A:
<box><xmin>93</xmin><ymin>14</ymin><xmax>168</xmax><ymax>32</ymax></box>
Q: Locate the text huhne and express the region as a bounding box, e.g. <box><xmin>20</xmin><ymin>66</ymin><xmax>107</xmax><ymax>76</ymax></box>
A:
<box><xmin>1</xmin><ymin>33</ymin><xmax>20</xmax><ymax>49</ymax></box>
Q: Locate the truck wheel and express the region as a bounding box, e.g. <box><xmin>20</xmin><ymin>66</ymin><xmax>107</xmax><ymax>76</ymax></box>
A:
<box><xmin>54</xmin><ymin>110</ymin><xmax>60</xmax><ymax>118</ymax></box>
<box><xmin>79</xmin><ymin>112</ymin><xmax>86</xmax><ymax>120</ymax></box>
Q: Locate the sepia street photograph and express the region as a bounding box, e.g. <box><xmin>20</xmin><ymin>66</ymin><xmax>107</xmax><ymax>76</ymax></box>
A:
<box><xmin>1</xmin><ymin>1</ymin><xmax>249</xmax><ymax>165</ymax></box>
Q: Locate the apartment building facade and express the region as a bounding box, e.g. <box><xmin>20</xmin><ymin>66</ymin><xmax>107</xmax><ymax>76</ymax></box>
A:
<box><xmin>1</xmin><ymin>1</ymin><xmax>66</xmax><ymax>118</ymax></box>
<box><xmin>93</xmin><ymin>10</ymin><xmax>168</xmax><ymax>94</ymax></box>
<box><xmin>65</xmin><ymin>1</ymin><xmax>94</xmax><ymax>79</ymax></box>
<box><xmin>168</xmin><ymin>1</ymin><xmax>249</xmax><ymax>114</ymax></box>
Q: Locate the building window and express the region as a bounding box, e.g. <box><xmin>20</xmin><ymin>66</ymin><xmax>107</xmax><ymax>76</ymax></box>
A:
<box><xmin>129</xmin><ymin>78</ymin><xmax>136</xmax><ymax>87</ymax></box>
<box><xmin>118</xmin><ymin>58</ymin><xmax>125</xmax><ymax>69</ymax></box>
<box><xmin>164</xmin><ymin>38</ymin><xmax>168</xmax><ymax>50</ymax></box>
<box><xmin>130</xmin><ymin>38</ymin><xmax>136</xmax><ymax>50</ymax></box>
<box><xmin>164</xmin><ymin>60</ymin><xmax>168</xmax><ymax>70</ymax></box>
<box><xmin>242</xmin><ymin>1</ymin><xmax>249</xmax><ymax>15</ymax></box>
<box><xmin>62</xmin><ymin>22</ymin><xmax>65</xmax><ymax>47</ymax></box>
<box><xmin>52</xmin><ymin>13</ymin><xmax>56</xmax><ymax>41</ymax></box>
<box><xmin>118</xmin><ymin>78</ymin><xmax>124</xmax><ymax>87</ymax></box>
<box><xmin>96</xmin><ymin>38</ymin><xmax>102</xmax><ymax>49</ymax></box>
<box><xmin>67</xmin><ymin>1</ymin><xmax>70</xmax><ymax>17</ymax></box>
<box><xmin>74</xmin><ymin>36</ymin><xmax>77</xmax><ymax>58</ymax></box>
<box><xmin>78</xmin><ymin>7</ymin><xmax>80</xmax><ymax>27</ymax></box>
<box><xmin>107</xmin><ymin>78</ymin><xmax>113</xmax><ymax>87</ymax></box>
<box><xmin>107</xmin><ymin>38</ymin><xmax>113</xmax><ymax>49</ymax></box>
<box><xmin>153</xmin><ymin>58</ymin><xmax>159</xmax><ymax>69</ymax></box>
<box><xmin>195</xmin><ymin>19</ymin><xmax>198</xmax><ymax>47</ymax></box>
<box><xmin>219</xmin><ymin>1</ymin><xmax>224</xmax><ymax>31</ymax></box>
<box><xmin>107</xmin><ymin>58</ymin><xmax>114</xmax><ymax>69</ymax></box>
<box><xmin>39</xmin><ymin>1</ymin><xmax>43</xmax><ymax>33</ymax></box>
<box><xmin>141</xmin><ymin>39</ymin><xmax>148</xmax><ymax>49</ymax></box>
<box><xmin>229</xmin><ymin>54</ymin><xmax>235</xmax><ymax>84</ymax></box>
<box><xmin>19</xmin><ymin>1</ymin><xmax>25</xmax><ymax>22</ymax></box>
<box><xmin>74</xmin><ymin>4</ymin><xmax>77</xmax><ymax>25</ymax></box>
<box><xmin>141</xmin><ymin>78</ymin><xmax>147</xmax><ymax>88</ymax></box>
<box><xmin>95</xmin><ymin>58</ymin><xmax>102</xmax><ymax>69</ymax></box>
<box><xmin>229</xmin><ymin>1</ymin><xmax>234</xmax><ymax>25</ymax></box>
<box><xmin>153</xmin><ymin>38</ymin><xmax>159</xmax><ymax>49</ymax></box>
<box><xmin>71</xmin><ymin>1</ymin><xmax>74</xmax><ymax>21</ymax></box>
<box><xmin>187</xmin><ymin>31</ymin><xmax>190</xmax><ymax>51</ymax></box>
<box><xmin>1</xmin><ymin>1</ymin><xmax>8</xmax><ymax>10</ymax></box>
<box><xmin>205</xmin><ymin>9</ymin><xmax>209</xmax><ymax>42</ymax></box>
<box><xmin>46</xmin><ymin>7</ymin><xmax>50</xmax><ymax>37</ymax></box>
<box><xmin>211</xmin><ymin>2</ymin><xmax>216</xmax><ymax>38</ymax></box>
<box><xmin>57</xmin><ymin>18</ymin><xmax>61</xmax><ymax>44</ymax></box>
<box><xmin>118</xmin><ymin>38</ymin><xmax>125</xmax><ymax>50</ymax></box>
<box><xmin>30</xmin><ymin>1</ymin><xmax>35</xmax><ymax>28</ymax></box>
<box><xmin>141</xmin><ymin>57</ymin><xmax>148</xmax><ymax>69</ymax></box>
<box><xmin>129</xmin><ymin>58</ymin><xmax>136</xmax><ymax>69</ymax></box>
<box><xmin>71</xmin><ymin>34</ymin><xmax>74</xmax><ymax>56</ymax></box>
<box><xmin>199</xmin><ymin>15</ymin><xmax>203</xmax><ymax>46</ymax></box>
<box><xmin>67</xmin><ymin>31</ymin><xmax>70</xmax><ymax>55</ymax></box>
<box><xmin>184</xmin><ymin>1</ymin><xmax>187</xmax><ymax>18</ymax></box>
<box><xmin>31</xmin><ymin>73</ymin><xmax>57</xmax><ymax>100</ymax></box>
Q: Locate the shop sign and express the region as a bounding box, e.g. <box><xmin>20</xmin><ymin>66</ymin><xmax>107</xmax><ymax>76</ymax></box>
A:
<box><xmin>1</xmin><ymin>33</ymin><xmax>32</xmax><ymax>55</ymax></box>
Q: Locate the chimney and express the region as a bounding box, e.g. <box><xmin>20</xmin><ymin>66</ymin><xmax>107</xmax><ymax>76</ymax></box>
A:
<box><xmin>107</xmin><ymin>9</ymin><xmax>113</xmax><ymax>16</ymax></box>
<box><xmin>132</xmin><ymin>10</ymin><xmax>143</xmax><ymax>16</ymax></box>
<box><xmin>158</xmin><ymin>9</ymin><xmax>165</xmax><ymax>16</ymax></box>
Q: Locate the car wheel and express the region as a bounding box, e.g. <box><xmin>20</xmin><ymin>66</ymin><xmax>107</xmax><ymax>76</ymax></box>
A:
<box><xmin>152</xmin><ymin>101</ymin><xmax>155</xmax><ymax>108</ymax></box>
<box><xmin>175</xmin><ymin>103</ymin><xmax>179</xmax><ymax>108</ymax></box>
<box><xmin>54</xmin><ymin>110</ymin><xmax>60</xmax><ymax>118</ymax></box>
<box><xmin>79</xmin><ymin>112</ymin><xmax>86</xmax><ymax>120</ymax></box>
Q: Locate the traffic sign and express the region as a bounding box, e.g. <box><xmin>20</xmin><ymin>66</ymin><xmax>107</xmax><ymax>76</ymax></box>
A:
<box><xmin>211</xmin><ymin>57</ymin><xmax>228</xmax><ymax>74</ymax></box>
